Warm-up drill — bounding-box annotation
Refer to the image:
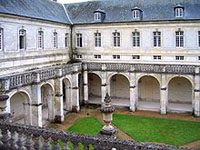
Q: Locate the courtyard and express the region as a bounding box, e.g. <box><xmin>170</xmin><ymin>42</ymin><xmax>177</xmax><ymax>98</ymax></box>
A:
<box><xmin>48</xmin><ymin>106</ymin><xmax>200</xmax><ymax>149</ymax></box>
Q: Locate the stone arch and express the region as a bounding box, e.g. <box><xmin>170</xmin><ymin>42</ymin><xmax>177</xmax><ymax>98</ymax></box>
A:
<box><xmin>167</xmin><ymin>76</ymin><xmax>193</xmax><ymax>113</ymax></box>
<box><xmin>9</xmin><ymin>90</ymin><xmax>31</xmax><ymax>125</ymax></box>
<box><xmin>41</xmin><ymin>83</ymin><xmax>54</xmax><ymax>126</ymax></box>
<box><xmin>88</xmin><ymin>73</ymin><xmax>102</xmax><ymax>104</ymax></box>
<box><xmin>110</xmin><ymin>74</ymin><xmax>130</xmax><ymax>107</ymax></box>
<box><xmin>63</xmin><ymin>77</ymin><xmax>72</xmax><ymax>112</ymax></box>
<box><xmin>136</xmin><ymin>74</ymin><xmax>161</xmax><ymax>86</ymax></box>
<box><xmin>137</xmin><ymin>75</ymin><xmax>161</xmax><ymax>111</ymax></box>
<box><xmin>108</xmin><ymin>72</ymin><xmax>130</xmax><ymax>83</ymax></box>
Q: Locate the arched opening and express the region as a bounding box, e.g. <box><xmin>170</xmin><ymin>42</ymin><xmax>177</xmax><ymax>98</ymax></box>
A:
<box><xmin>168</xmin><ymin>77</ymin><xmax>193</xmax><ymax>113</ymax></box>
<box><xmin>41</xmin><ymin>84</ymin><xmax>54</xmax><ymax>126</ymax></box>
<box><xmin>110</xmin><ymin>74</ymin><xmax>130</xmax><ymax>107</ymax></box>
<box><xmin>63</xmin><ymin>78</ymin><xmax>72</xmax><ymax>113</ymax></box>
<box><xmin>10</xmin><ymin>91</ymin><xmax>30</xmax><ymax>125</ymax></box>
<box><xmin>88</xmin><ymin>73</ymin><xmax>101</xmax><ymax>105</ymax></box>
<box><xmin>79</xmin><ymin>74</ymin><xmax>84</xmax><ymax>106</ymax></box>
<box><xmin>138</xmin><ymin>76</ymin><xmax>160</xmax><ymax>111</ymax></box>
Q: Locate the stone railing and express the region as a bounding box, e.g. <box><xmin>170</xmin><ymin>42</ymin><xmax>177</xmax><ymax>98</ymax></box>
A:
<box><xmin>85</xmin><ymin>63</ymin><xmax>197</xmax><ymax>74</ymax></box>
<box><xmin>0</xmin><ymin>63</ymin><xmax>82</xmax><ymax>92</ymax></box>
<box><xmin>0</xmin><ymin>122</ymin><xmax>191</xmax><ymax>150</ymax></box>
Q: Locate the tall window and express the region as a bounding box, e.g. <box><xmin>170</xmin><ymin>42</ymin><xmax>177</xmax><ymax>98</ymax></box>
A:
<box><xmin>53</xmin><ymin>31</ymin><xmax>58</xmax><ymax>48</ymax></box>
<box><xmin>65</xmin><ymin>33</ymin><xmax>68</xmax><ymax>48</ymax></box>
<box><xmin>153</xmin><ymin>31</ymin><xmax>161</xmax><ymax>47</ymax></box>
<box><xmin>76</xmin><ymin>33</ymin><xmax>82</xmax><ymax>47</ymax></box>
<box><xmin>38</xmin><ymin>30</ymin><xmax>44</xmax><ymax>49</ymax></box>
<box><xmin>175</xmin><ymin>7</ymin><xmax>184</xmax><ymax>18</ymax></box>
<box><xmin>0</xmin><ymin>28</ymin><xmax>3</xmax><ymax>51</ymax></box>
<box><xmin>19</xmin><ymin>29</ymin><xmax>26</xmax><ymax>50</ymax></box>
<box><xmin>198</xmin><ymin>31</ymin><xmax>200</xmax><ymax>47</ymax></box>
<box><xmin>95</xmin><ymin>32</ymin><xmax>101</xmax><ymax>47</ymax></box>
<box><xmin>176</xmin><ymin>31</ymin><xmax>184</xmax><ymax>47</ymax></box>
<box><xmin>133</xmin><ymin>31</ymin><xmax>140</xmax><ymax>47</ymax></box>
<box><xmin>113</xmin><ymin>31</ymin><xmax>120</xmax><ymax>47</ymax></box>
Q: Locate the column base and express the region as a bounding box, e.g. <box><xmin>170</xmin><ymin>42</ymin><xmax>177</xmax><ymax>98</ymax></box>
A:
<box><xmin>54</xmin><ymin>115</ymin><xmax>64</xmax><ymax>123</ymax></box>
<box><xmin>72</xmin><ymin>106</ymin><xmax>80</xmax><ymax>113</ymax></box>
<box><xmin>84</xmin><ymin>100</ymin><xmax>89</xmax><ymax>107</ymax></box>
<box><xmin>98</xmin><ymin>128</ymin><xmax>117</xmax><ymax>139</ymax></box>
<box><xmin>194</xmin><ymin>111</ymin><xmax>200</xmax><ymax>117</ymax></box>
<box><xmin>129</xmin><ymin>106</ymin><xmax>136</xmax><ymax>112</ymax></box>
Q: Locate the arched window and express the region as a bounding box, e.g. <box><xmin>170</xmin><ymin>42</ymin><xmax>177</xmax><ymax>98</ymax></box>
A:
<box><xmin>19</xmin><ymin>29</ymin><xmax>26</xmax><ymax>50</ymax></box>
<box><xmin>38</xmin><ymin>30</ymin><xmax>44</xmax><ymax>49</ymax></box>
<box><xmin>0</xmin><ymin>28</ymin><xmax>3</xmax><ymax>51</ymax></box>
<box><xmin>132</xmin><ymin>7</ymin><xmax>142</xmax><ymax>20</ymax></box>
<box><xmin>94</xmin><ymin>12</ymin><xmax>101</xmax><ymax>21</ymax></box>
<box><xmin>175</xmin><ymin>6</ymin><xmax>184</xmax><ymax>18</ymax></box>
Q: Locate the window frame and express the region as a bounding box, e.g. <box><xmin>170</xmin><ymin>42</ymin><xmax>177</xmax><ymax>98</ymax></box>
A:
<box><xmin>94</xmin><ymin>32</ymin><xmax>101</xmax><ymax>47</ymax></box>
<box><xmin>94</xmin><ymin>12</ymin><xmax>101</xmax><ymax>21</ymax></box>
<box><xmin>153</xmin><ymin>31</ymin><xmax>161</xmax><ymax>47</ymax></box>
<box><xmin>132</xmin><ymin>31</ymin><xmax>140</xmax><ymax>47</ymax></box>
<box><xmin>198</xmin><ymin>31</ymin><xmax>200</xmax><ymax>47</ymax></box>
<box><xmin>76</xmin><ymin>33</ymin><xmax>83</xmax><ymax>48</ymax></box>
<box><xmin>94</xmin><ymin>55</ymin><xmax>101</xmax><ymax>59</ymax></box>
<box><xmin>65</xmin><ymin>33</ymin><xmax>69</xmax><ymax>49</ymax></box>
<box><xmin>113</xmin><ymin>55</ymin><xmax>120</xmax><ymax>59</ymax></box>
<box><xmin>175</xmin><ymin>56</ymin><xmax>184</xmax><ymax>60</ymax></box>
<box><xmin>113</xmin><ymin>31</ymin><xmax>120</xmax><ymax>47</ymax></box>
<box><xmin>132</xmin><ymin>55</ymin><xmax>140</xmax><ymax>60</ymax></box>
<box><xmin>175</xmin><ymin>7</ymin><xmax>184</xmax><ymax>18</ymax></box>
<box><xmin>53</xmin><ymin>31</ymin><xmax>58</xmax><ymax>49</ymax></box>
<box><xmin>153</xmin><ymin>55</ymin><xmax>162</xmax><ymax>60</ymax></box>
<box><xmin>19</xmin><ymin>29</ymin><xmax>26</xmax><ymax>50</ymax></box>
<box><xmin>176</xmin><ymin>31</ymin><xmax>184</xmax><ymax>47</ymax></box>
<box><xmin>0</xmin><ymin>28</ymin><xmax>3</xmax><ymax>51</ymax></box>
<box><xmin>38</xmin><ymin>30</ymin><xmax>44</xmax><ymax>50</ymax></box>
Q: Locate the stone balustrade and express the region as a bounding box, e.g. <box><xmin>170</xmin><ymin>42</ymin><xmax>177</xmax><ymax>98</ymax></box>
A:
<box><xmin>0</xmin><ymin>121</ymin><xmax>191</xmax><ymax>150</ymax></box>
<box><xmin>0</xmin><ymin>62</ymin><xmax>198</xmax><ymax>92</ymax></box>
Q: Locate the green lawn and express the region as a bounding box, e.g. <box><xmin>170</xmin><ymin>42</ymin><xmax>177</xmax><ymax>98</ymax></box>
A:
<box><xmin>113</xmin><ymin>114</ymin><xmax>200</xmax><ymax>146</ymax></box>
<box><xmin>67</xmin><ymin>116</ymin><xmax>103</xmax><ymax>135</ymax></box>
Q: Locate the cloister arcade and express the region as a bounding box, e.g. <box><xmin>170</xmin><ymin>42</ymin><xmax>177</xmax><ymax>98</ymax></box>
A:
<box><xmin>2</xmin><ymin>63</ymin><xmax>200</xmax><ymax>127</ymax></box>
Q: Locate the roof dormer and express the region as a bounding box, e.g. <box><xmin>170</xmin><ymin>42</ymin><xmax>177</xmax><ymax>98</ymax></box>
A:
<box><xmin>131</xmin><ymin>7</ymin><xmax>142</xmax><ymax>21</ymax></box>
<box><xmin>174</xmin><ymin>4</ymin><xmax>184</xmax><ymax>18</ymax></box>
<box><xmin>94</xmin><ymin>9</ymin><xmax>105</xmax><ymax>22</ymax></box>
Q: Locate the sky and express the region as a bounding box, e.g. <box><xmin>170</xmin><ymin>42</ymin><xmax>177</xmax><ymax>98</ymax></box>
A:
<box><xmin>57</xmin><ymin>0</ymin><xmax>91</xmax><ymax>3</ymax></box>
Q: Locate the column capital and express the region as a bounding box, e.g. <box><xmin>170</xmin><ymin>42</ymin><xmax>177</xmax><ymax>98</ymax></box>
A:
<box><xmin>161</xmin><ymin>87</ymin><xmax>167</xmax><ymax>90</ymax></box>
<box><xmin>101</xmin><ymin>84</ymin><xmax>107</xmax><ymax>87</ymax></box>
<box><xmin>130</xmin><ymin>86</ymin><xmax>136</xmax><ymax>89</ymax></box>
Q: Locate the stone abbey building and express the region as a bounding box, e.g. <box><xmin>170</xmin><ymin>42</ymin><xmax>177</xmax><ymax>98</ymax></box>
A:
<box><xmin>0</xmin><ymin>0</ymin><xmax>200</xmax><ymax>127</ymax></box>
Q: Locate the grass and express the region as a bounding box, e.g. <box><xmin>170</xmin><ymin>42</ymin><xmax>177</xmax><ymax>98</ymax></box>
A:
<box><xmin>113</xmin><ymin>114</ymin><xmax>200</xmax><ymax>146</ymax></box>
<box><xmin>67</xmin><ymin>116</ymin><xmax>103</xmax><ymax>135</ymax></box>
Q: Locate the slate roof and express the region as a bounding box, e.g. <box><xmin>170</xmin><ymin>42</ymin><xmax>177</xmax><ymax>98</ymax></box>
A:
<box><xmin>64</xmin><ymin>0</ymin><xmax>200</xmax><ymax>24</ymax></box>
<box><xmin>0</xmin><ymin>0</ymin><xmax>70</xmax><ymax>24</ymax></box>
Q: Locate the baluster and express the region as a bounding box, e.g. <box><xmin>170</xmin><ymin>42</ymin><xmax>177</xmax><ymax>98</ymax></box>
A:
<box><xmin>72</xmin><ymin>142</ymin><xmax>79</xmax><ymax>150</ymax></box>
<box><xmin>17</xmin><ymin>132</ymin><xmax>26</xmax><ymax>150</ymax></box>
<box><xmin>52</xmin><ymin>139</ymin><xmax>60</xmax><ymax>150</ymax></box>
<box><xmin>9</xmin><ymin>129</ymin><xmax>18</xmax><ymax>150</ymax></box>
<box><xmin>33</xmin><ymin>135</ymin><xmax>41</xmax><ymax>150</ymax></box>
<box><xmin>42</xmin><ymin>137</ymin><xmax>51</xmax><ymax>150</ymax></box>
<box><xmin>1</xmin><ymin>128</ymin><xmax>10</xmax><ymax>148</ymax></box>
<box><xmin>63</xmin><ymin>142</ymin><xmax>70</xmax><ymax>150</ymax></box>
<box><xmin>25</xmin><ymin>134</ymin><xmax>33</xmax><ymax>150</ymax></box>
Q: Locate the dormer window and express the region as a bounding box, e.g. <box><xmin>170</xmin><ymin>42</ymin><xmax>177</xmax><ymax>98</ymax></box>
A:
<box><xmin>94</xmin><ymin>9</ymin><xmax>105</xmax><ymax>22</ymax></box>
<box><xmin>174</xmin><ymin>5</ymin><xmax>184</xmax><ymax>18</ymax></box>
<box><xmin>132</xmin><ymin>7</ymin><xmax>142</xmax><ymax>20</ymax></box>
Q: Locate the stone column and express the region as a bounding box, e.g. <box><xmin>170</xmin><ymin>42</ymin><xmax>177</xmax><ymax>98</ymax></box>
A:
<box><xmin>31</xmin><ymin>73</ymin><xmax>42</xmax><ymax>127</ymax></box>
<box><xmin>194</xmin><ymin>67</ymin><xmax>200</xmax><ymax>117</ymax></box>
<box><xmin>129</xmin><ymin>72</ymin><xmax>136</xmax><ymax>112</ymax></box>
<box><xmin>55</xmin><ymin>69</ymin><xmax>64</xmax><ymax>123</ymax></box>
<box><xmin>72</xmin><ymin>66</ymin><xmax>80</xmax><ymax>112</ymax></box>
<box><xmin>160</xmin><ymin>74</ymin><xmax>168</xmax><ymax>115</ymax></box>
<box><xmin>101</xmin><ymin>64</ymin><xmax>107</xmax><ymax>103</ymax></box>
<box><xmin>83</xmin><ymin>64</ymin><xmax>89</xmax><ymax>105</ymax></box>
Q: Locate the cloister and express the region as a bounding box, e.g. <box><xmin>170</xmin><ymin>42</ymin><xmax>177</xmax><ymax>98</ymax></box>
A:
<box><xmin>0</xmin><ymin>62</ymin><xmax>199</xmax><ymax>127</ymax></box>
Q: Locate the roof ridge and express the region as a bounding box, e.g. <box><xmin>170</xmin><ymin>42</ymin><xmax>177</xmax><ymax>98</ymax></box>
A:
<box><xmin>62</xmin><ymin>3</ymin><xmax>73</xmax><ymax>24</ymax></box>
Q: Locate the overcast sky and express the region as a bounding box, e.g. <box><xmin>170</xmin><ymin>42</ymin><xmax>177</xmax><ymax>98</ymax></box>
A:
<box><xmin>57</xmin><ymin>0</ymin><xmax>90</xmax><ymax>3</ymax></box>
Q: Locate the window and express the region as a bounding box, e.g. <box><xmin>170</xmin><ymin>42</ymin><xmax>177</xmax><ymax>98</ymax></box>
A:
<box><xmin>53</xmin><ymin>31</ymin><xmax>58</xmax><ymax>48</ymax></box>
<box><xmin>132</xmin><ymin>10</ymin><xmax>141</xmax><ymax>20</ymax></box>
<box><xmin>0</xmin><ymin>28</ymin><xmax>3</xmax><ymax>51</ymax></box>
<box><xmin>94</xmin><ymin>32</ymin><xmax>101</xmax><ymax>47</ymax></box>
<box><xmin>65</xmin><ymin>33</ymin><xmax>68</xmax><ymax>48</ymax></box>
<box><xmin>113</xmin><ymin>55</ymin><xmax>120</xmax><ymax>59</ymax></box>
<box><xmin>76</xmin><ymin>33</ymin><xmax>82</xmax><ymax>48</ymax></box>
<box><xmin>19</xmin><ymin>29</ymin><xmax>26</xmax><ymax>50</ymax></box>
<box><xmin>153</xmin><ymin>31</ymin><xmax>161</xmax><ymax>47</ymax></box>
<box><xmin>175</xmin><ymin>7</ymin><xmax>184</xmax><ymax>18</ymax></box>
<box><xmin>38</xmin><ymin>30</ymin><xmax>44</xmax><ymax>49</ymax></box>
<box><xmin>133</xmin><ymin>32</ymin><xmax>140</xmax><ymax>47</ymax></box>
<box><xmin>94</xmin><ymin>12</ymin><xmax>101</xmax><ymax>21</ymax></box>
<box><xmin>94</xmin><ymin>55</ymin><xmax>101</xmax><ymax>59</ymax></box>
<box><xmin>198</xmin><ymin>56</ymin><xmax>200</xmax><ymax>60</ymax></box>
<box><xmin>132</xmin><ymin>55</ymin><xmax>140</xmax><ymax>60</ymax></box>
<box><xmin>113</xmin><ymin>31</ymin><xmax>120</xmax><ymax>47</ymax></box>
<box><xmin>198</xmin><ymin>31</ymin><xmax>200</xmax><ymax>47</ymax></box>
<box><xmin>153</xmin><ymin>55</ymin><xmax>161</xmax><ymax>60</ymax></box>
<box><xmin>176</xmin><ymin>56</ymin><xmax>184</xmax><ymax>60</ymax></box>
<box><xmin>76</xmin><ymin>55</ymin><xmax>82</xmax><ymax>59</ymax></box>
<box><xmin>176</xmin><ymin>31</ymin><xmax>184</xmax><ymax>47</ymax></box>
